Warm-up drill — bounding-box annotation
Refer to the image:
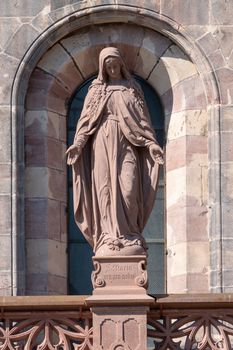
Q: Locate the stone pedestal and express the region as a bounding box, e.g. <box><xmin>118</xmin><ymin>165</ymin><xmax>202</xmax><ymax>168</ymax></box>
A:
<box><xmin>86</xmin><ymin>255</ymin><xmax>154</xmax><ymax>350</ymax></box>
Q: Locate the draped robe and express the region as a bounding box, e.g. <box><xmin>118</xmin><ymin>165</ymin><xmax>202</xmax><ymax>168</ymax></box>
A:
<box><xmin>72</xmin><ymin>80</ymin><xmax>159</xmax><ymax>252</ymax></box>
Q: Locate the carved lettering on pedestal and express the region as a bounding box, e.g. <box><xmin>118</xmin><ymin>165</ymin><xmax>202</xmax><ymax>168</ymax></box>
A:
<box><xmin>92</xmin><ymin>259</ymin><xmax>148</xmax><ymax>289</ymax></box>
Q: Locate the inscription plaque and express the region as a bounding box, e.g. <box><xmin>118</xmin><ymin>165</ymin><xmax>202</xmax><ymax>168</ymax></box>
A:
<box><xmin>92</xmin><ymin>256</ymin><xmax>148</xmax><ymax>290</ymax></box>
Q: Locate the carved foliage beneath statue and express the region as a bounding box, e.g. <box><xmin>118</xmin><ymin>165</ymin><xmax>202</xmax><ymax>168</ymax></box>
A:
<box><xmin>148</xmin><ymin>311</ymin><xmax>233</xmax><ymax>349</ymax></box>
<box><xmin>0</xmin><ymin>312</ymin><xmax>93</xmax><ymax>350</ymax></box>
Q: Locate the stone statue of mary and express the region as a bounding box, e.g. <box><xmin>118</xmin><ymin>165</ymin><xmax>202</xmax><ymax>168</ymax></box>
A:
<box><xmin>66</xmin><ymin>47</ymin><xmax>163</xmax><ymax>256</ymax></box>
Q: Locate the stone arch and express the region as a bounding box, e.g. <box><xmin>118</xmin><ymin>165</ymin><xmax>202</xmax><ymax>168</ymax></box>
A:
<box><xmin>12</xmin><ymin>5</ymin><xmax>220</xmax><ymax>294</ymax></box>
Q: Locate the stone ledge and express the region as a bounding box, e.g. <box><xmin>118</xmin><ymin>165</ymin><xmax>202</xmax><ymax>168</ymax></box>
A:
<box><xmin>151</xmin><ymin>293</ymin><xmax>233</xmax><ymax>310</ymax></box>
<box><xmin>2</xmin><ymin>294</ymin><xmax>233</xmax><ymax>312</ymax></box>
<box><xmin>0</xmin><ymin>295</ymin><xmax>88</xmax><ymax>311</ymax></box>
<box><xmin>86</xmin><ymin>294</ymin><xmax>155</xmax><ymax>307</ymax></box>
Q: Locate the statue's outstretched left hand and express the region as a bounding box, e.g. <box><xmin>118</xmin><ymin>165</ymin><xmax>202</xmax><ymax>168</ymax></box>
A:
<box><xmin>66</xmin><ymin>144</ymin><xmax>81</xmax><ymax>165</ymax></box>
<box><xmin>149</xmin><ymin>144</ymin><xmax>164</xmax><ymax>165</ymax></box>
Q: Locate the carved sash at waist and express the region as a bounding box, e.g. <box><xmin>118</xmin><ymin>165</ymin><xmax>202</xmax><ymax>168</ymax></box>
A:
<box><xmin>103</xmin><ymin>113</ymin><xmax>119</xmax><ymax>122</ymax></box>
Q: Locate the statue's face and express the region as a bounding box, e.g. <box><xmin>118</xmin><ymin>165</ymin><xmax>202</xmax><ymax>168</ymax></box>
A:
<box><xmin>105</xmin><ymin>57</ymin><xmax>122</xmax><ymax>81</ymax></box>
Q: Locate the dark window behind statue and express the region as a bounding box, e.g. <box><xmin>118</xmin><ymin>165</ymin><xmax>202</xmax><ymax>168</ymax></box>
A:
<box><xmin>67</xmin><ymin>76</ymin><xmax>165</xmax><ymax>295</ymax></box>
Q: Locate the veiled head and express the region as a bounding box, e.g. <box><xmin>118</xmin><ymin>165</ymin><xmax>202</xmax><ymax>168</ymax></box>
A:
<box><xmin>97</xmin><ymin>47</ymin><xmax>131</xmax><ymax>82</ymax></box>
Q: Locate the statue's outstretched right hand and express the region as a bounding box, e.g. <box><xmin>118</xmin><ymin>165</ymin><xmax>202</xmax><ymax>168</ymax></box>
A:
<box><xmin>66</xmin><ymin>144</ymin><xmax>81</xmax><ymax>165</ymax></box>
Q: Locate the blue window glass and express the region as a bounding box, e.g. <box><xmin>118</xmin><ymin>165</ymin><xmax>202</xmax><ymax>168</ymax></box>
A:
<box><xmin>68</xmin><ymin>76</ymin><xmax>165</xmax><ymax>295</ymax></box>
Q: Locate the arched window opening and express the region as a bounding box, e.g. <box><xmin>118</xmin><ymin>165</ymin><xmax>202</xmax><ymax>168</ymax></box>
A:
<box><xmin>67</xmin><ymin>76</ymin><xmax>165</xmax><ymax>295</ymax></box>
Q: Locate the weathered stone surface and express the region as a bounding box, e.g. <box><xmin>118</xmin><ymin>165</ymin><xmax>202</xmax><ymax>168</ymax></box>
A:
<box><xmin>0</xmin><ymin>272</ymin><xmax>12</xmax><ymax>296</ymax></box>
<box><xmin>0</xmin><ymin>196</ymin><xmax>11</xmax><ymax>234</ymax></box>
<box><xmin>221</xmin><ymin>163</ymin><xmax>233</xmax><ymax>202</ymax></box>
<box><xmin>92</xmin><ymin>24</ymin><xmax>144</xmax><ymax>70</ymax></box>
<box><xmin>26</xmin><ymin>273</ymin><xmax>48</xmax><ymax>295</ymax></box>
<box><xmin>221</xmin><ymin>133</ymin><xmax>233</xmax><ymax>162</ymax></box>
<box><xmin>169</xmin><ymin>242</ymin><xmax>187</xmax><ymax>276</ymax></box>
<box><xmin>0</xmin><ymin>0</ymin><xmax>50</xmax><ymax>16</ymax></box>
<box><xmin>26</xmin><ymin>272</ymin><xmax>67</xmax><ymax>295</ymax></box>
<box><xmin>48</xmin><ymin>4</ymin><xmax>75</xmax><ymax>22</ymax></box>
<box><xmin>48</xmin><ymin>240</ymin><xmax>67</xmax><ymax>277</ymax></box>
<box><xmin>207</xmin><ymin>49</ymin><xmax>226</xmax><ymax>71</ymax></box>
<box><xmin>166</xmin><ymin>135</ymin><xmax>207</xmax><ymax>171</ymax></box>
<box><xmin>149</xmin><ymin>44</ymin><xmax>197</xmax><ymax>96</ymax></box>
<box><xmin>25</xmin><ymin>135</ymin><xmax>63</xmax><ymax>170</ymax></box>
<box><xmin>60</xmin><ymin>24</ymin><xmax>144</xmax><ymax>79</ymax></box>
<box><xmin>228</xmin><ymin>51</ymin><xmax>233</xmax><ymax>70</ymax></box>
<box><xmin>60</xmin><ymin>202</ymin><xmax>67</xmax><ymax>243</ymax></box>
<box><xmin>186</xmin><ymin>205</ymin><xmax>208</xmax><ymax>241</ymax></box>
<box><xmin>212</xmin><ymin>26</ymin><xmax>233</xmax><ymax>59</ymax></box>
<box><xmin>5</xmin><ymin>24</ymin><xmax>39</xmax><ymax>59</ymax></box>
<box><xmin>25</xmin><ymin>110</ymin><xmax>61</xmax><ymax>139</ymax></box>
<box><xmin>187</xmin><ymin>165</ymin><xmax>208</xmax><ymax>205</ymax></box>
<box><xmin>25</xmin><ymin>167</ymin><xmax>67</xmax><ymax>202</ymax></box>
<box><xmin>167</xmin><ymin>159</ymin><xmax>207</xmax><ymax>211</ymax></box>
<box><xmin>25</xmin><ymin>198</ymin><xmax>61</xmax><ymax>240</ymax></box>
<box><xmin>0</xmin><ymin>18</ymin><xmax>21</xmax><ymax>50</ymax></box>
<box><xmin>0</xmin><ymin>164</ymin><xmax>11</xmax><ymax>194</ymax></box>
<box><xmin>31</xmin><ymin>6</ymin><xmax>53</xmax><ymax>32</ymax></box>
<box><xmin>187</xmin><ymin>273</ymin><xmax>209</xmax><ymax>292</ymax></box>
<box><xmin>134</xmin><ymin>28</ymin><xmax>171</xmax><ymax>79</ymax></box>
<box><xmin>48</xmin><ymin>274</ymin><xmax>67</xmax><ymax>294</ymax></box>
<box><xmin>48</xmin><ymin>168</ymin><xmax>67</xmax><ymax>202</ymax></box>
<box><xmin>221</xmin><ymin>106</ymin><xmax>233</xmax><ymax>132</ymax></box>
<box><xmin>0</xmin><ymin>235</ymin><xmax>11</xmax><ymax>270</ymax></box>
<box><xmin>26</xmin><ymin>239</ymin><xmax>49</xmax><ymax>274</ymax></box>
<box><xmin>187</xmin><ymin>242</ymin><xmax>209</xmax><ymax>274</ymax></box>
<box><xmin>182</xmin><ymin>25</ymin><xmax>209</xmax><ymax>41</ymax></box>
<box><xmin>167</xmin><ymin>204</ymin><xmax>208</xmax><ymax>246</ymax></box>
<box><xmin>166</xmin><ymin>137</ymin><xmax>186</xmax><ymax>171</ymax></box>
<box><xmin>222</xmin><ymin>203</ymin><xmax>233</xmax><ymax>239</ymax></box>
<box><xmin>25</xmin><ymin>136</ymin><xmax>47</xmax><ymax>166</ymax></box>
<box><xmin>222</xmin><ymin>239</ymin><xmax>233</xmax><ymax>271</ymax></box>
<box><xmin>161</xmin><ymin>0</ymin><xmax>210</xmax><ymax>25</ymax></box>
<box><xmin>197</xmin><ymin>32</ymin><xmax>219</xmax><ymax>56</ymax></box>
<box><xmin>0</xmin><ymin>54</ymin><xmax>19</xmax><ymax>105</ymax></box>
<box><xmin>37</xmin><ymin>44</ymin><xmax>83</xmax><ymax>92</ymax></box>
<box><xmin>60</xmin><ymin>115</ymin><xmax>67</xmax><ymax>142</ymax></box>
<box><xmin>26</xmin><ymin>69</ymin><xmax>70</xmax><ymax>114</ymax></box>
<box><xmin>161</xmin><ymin>74</ymin><xmax>207</xmax><ymax>115</ymax></box>
<box><xmin>166</xmin><ymin>205</ymin><xmax>186</xmax><ymax>245</ymax></box>
<box><xmin>166</xmin><ymin>167</ymin><xmax>186</xmax><ymax>208</ymax></box>
<box><xmin>166</xmin><ymin>274</ymin><xmax>187</xmax><ymax>293</ymax></box>
<box><xmin>25</xmin><ymin>167</ymin><xmax>48</xmax><ymax>198</ymax></box>
<box><xmin>166</xmin><ymin>110</ymin><xmax>207</xmax><ymax>141</ymax></box>
<box><xmin>168</xmin><ymin>241</ymin><xmax>209</xmax><ymax>284</ymax></box>
<box><xmin>215</xmin><ymin>68</ymin><xmax>233</xmax><ymax>104</ymax></box>
<box><xmin>60</xmin><ymin>31</ymin><xmax>99</xmax><ymax>78</ymax></box>
<box><xmin>210</xmin><ymin>0</ymin><xmax>233</xmax><ymax>25</ymax></box>
<box><xmin>223</xmin><ymin>270</ymin><xmax>233</xmax><ymax>288</ymax></box>
<box><xmin>51</xmin><ymin>0</ymin><xmax>73</xmax><ymax>10</ymax></box>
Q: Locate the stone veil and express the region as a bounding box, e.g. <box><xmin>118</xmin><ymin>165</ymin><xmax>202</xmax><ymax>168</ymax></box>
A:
<box><xmin>67</xmin><ymin>47</ymin><xmax>163</xmax><ymax>256</ymax></box>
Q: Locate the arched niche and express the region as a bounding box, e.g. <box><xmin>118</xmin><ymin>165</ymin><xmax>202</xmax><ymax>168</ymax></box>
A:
<box><xmin>11</xmin><ymin>6</ymin><xmax>220</xmax><ymax>295</ymax></box>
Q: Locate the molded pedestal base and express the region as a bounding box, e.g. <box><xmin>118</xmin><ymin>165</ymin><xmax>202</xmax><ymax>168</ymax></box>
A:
<box><xmin>86</xmin><ymin>255</ymin><xmax>154</xmax><ymax>350</ymax></box>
